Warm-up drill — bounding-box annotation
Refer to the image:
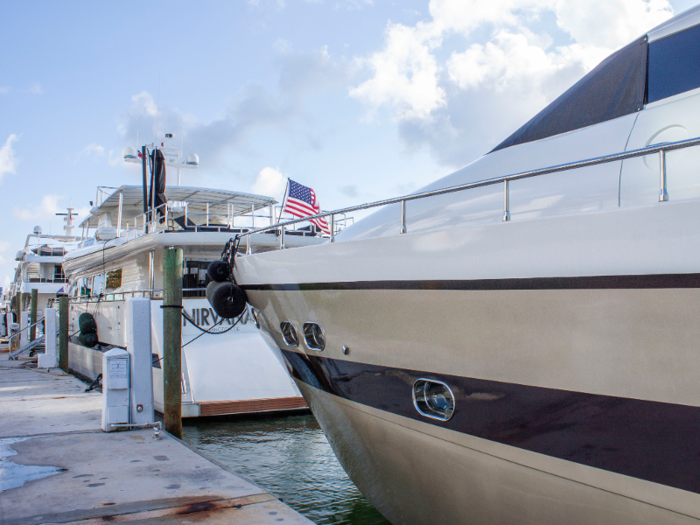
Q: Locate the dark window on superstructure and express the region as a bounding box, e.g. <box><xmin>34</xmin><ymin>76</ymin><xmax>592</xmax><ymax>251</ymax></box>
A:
<box><xmin>54</xmin><ymin>264</ymin><xmax>65</xmax><ymax>282</ymax></box>
<box><xmin>492</xmin><ymin>35</ymin><xmax>648</xmax><ymax>152</ymax></box>
<box><xmin>183</xmin><ymin>261</ymin><xmax>211</xmax><ymax>298</ymax></box>
<box><xmin>648</xmin><ymin>24</ymin><xmax>700</xmax><ymax>103</ymax></box>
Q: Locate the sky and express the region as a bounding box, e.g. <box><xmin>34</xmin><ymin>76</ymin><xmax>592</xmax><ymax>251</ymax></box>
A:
<box><xmin>0</xmin><ymin>0</ymin><xmax>697</xmax><ymax>289</ymax></box>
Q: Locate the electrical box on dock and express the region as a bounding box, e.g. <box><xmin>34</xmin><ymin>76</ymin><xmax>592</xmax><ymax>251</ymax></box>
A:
<box><xmin>102</xmin><ymin>348</ymin><xmax>130</xmax><ymax>432</ymax></box>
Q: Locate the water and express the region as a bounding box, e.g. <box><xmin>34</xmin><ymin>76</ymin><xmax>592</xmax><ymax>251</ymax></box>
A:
<box><xmin>182</xmin><ymin>413</ymin><xmax>390</xmax><ymax>525</ymax></box>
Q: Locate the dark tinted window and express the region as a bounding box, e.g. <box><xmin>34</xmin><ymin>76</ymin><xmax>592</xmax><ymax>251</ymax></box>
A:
<box><xmin>648</xmin><ymin>24</ymin><xmax>700</xmax><ymax>103</ymax></box>
<box><xmin>492</xmin><ymin>36</ymin><xmax>648</xmax><ymax>152</ymax></box>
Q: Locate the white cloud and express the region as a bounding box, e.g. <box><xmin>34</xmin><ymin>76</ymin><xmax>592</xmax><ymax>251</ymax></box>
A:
<box><xmin>555</xmin><ymin>0</ymin><xmax>672</xmax><ymax>48</ymax></box>
<box><xmin>118</xmin><ymin>47</ymin><xmax>350</xmax><ymax>172</ymax></box>
<box><xmin>2</xmin><ymin>275</ymin><xmax>10</xmax><ymax>289</ymax></box>
<box><xmin>13</xmin><ymin>195</ymin><xmax>64</xmax><ymax>221</ymax></box>
<box><xmin>252</xmin><ymin>167</ymin><xmax>287</xmax><ymax>200</ymax></box>
<box><xmin>0</xmin><ymin>134</ymin><xmax>18</xmax><ymax>182</ymax></box>
<box><xmin>0</xmin><ymin>241</ymin><xmax>10</xmax><ymax>253</ymax></box>
<box><xmin>350</xmin><ymin>0</ymin><xmax>673</xmax><ymax>166</ymax></box>
<box><xmin>12</xmin><ymin>196</ymin><xmax>90</xmax><ymax>223</ymax></box>
<box><xmin>350</xmin><ymin>21</ymin><xmax>445</xmax><ymax>120</ymax></box>
<box><xmin>78</xmin><ymin>143</ymin><xmax>105</xmax><ymax>159</ymax></box>
<box><xmin>0</xmin><ymin>87</ymin><xmax>9</xmax><ymax>95</ymax></box>
<box><xmin>28</xmin><ymin>82</ymin><xmax>43</xmax><ymax>95</ymax></box>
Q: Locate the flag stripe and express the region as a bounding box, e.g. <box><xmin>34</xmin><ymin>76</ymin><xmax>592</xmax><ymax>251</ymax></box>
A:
<box><xmin>282</xmin><ymin>180</ymin><xmax>330</xmax><ymax>234</ymax></box>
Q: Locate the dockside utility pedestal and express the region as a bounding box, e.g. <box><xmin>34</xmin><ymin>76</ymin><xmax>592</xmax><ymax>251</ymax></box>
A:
<box><xmin>102</xmin><ymin>348</ymin><xmax>130</xmax><ymax>432</ymax></box>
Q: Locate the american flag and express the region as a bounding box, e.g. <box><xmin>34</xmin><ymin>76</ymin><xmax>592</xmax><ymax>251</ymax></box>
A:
<box><xmin>282</xmin><ymin>179</ymin><xmax>330</xmax><ymax>234</ymax></box>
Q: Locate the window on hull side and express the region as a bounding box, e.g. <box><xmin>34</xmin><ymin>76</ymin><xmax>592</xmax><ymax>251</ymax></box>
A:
<box><xmin>648</xmin><ymin>24</ymin><xmax>700</xmax><ymax>103</ymax></box>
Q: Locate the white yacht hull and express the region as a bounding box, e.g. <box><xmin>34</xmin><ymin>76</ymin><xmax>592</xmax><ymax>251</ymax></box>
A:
<box><xmin>236</xmin><ymin>199</ymin><xmax>700</xmax><ymax>523</ymax></box>
<box><xmin>69</xmin><ymin>297</ymin><xmax>306</xmax><ymax>418</ymax></box>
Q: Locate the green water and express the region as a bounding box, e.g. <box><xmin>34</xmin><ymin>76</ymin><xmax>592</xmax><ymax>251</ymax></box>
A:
<box><xmin>182</xmin><ymin>413</ymin><xmax>390</xmax><ymax>525</ymax></box>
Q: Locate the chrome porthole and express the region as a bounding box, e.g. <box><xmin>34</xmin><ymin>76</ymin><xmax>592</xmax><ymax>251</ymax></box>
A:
<box><xmin>303</xmin><ymin>322</ymin><xmax>325</xmax><ymax>351</ymax></box>
<box><xmin>280</xmin><ymin>322</ymin><xmax>299</xmax><ymax>347</ymax></box>
<box><xmin>412</xmin><ymin>378</ymin><xmax>455</xmax><ymax>421</ymax></box>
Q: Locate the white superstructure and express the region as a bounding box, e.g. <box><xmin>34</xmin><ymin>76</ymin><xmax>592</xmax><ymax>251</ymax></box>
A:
<box><xmin>64</xmin><ymin>183</ymin><xmax>322</xmax><ymax>417</ymax></box>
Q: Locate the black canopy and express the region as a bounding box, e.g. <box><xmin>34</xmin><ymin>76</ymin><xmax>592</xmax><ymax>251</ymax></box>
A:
<box><xmin>492</xmin><ymin>35</ymin><xmax>648</xmax><ymax>152</ymax></box>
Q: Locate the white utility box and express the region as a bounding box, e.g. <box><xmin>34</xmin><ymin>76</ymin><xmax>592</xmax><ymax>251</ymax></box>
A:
<box><xmin>102</xmin><ymin>348</ymin><xmax>130</xmax><ymax>432</ymax></box>
<box><xmin>126</xmin><ymin>298</ymin><xmax>154</xmax><ymax>425</ymax></box>
<box><xmin>38</xmin><ymin>308</ymin><xmax>58</xmax><ymax>369</ymax></box>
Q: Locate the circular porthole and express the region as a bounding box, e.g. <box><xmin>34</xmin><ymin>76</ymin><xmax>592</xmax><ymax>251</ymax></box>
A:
<box><xmin>303</xmin><ymin>323</ymin><xmax>325</xmax><ymax>351</ymax></box>
<box><xmin>412</xmin><ymin>379</ymin><xmax>455</xmax><ymax>421</ymax></box>
<box><xmin>279</xmin><ymin>322</ymin><xmax>299</xmax><ymax>347</ymax></box>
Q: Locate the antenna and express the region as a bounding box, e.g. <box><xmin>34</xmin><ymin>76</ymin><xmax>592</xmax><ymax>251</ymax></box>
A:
<box><xmin>155</xmin><ymin>76</ymin><xmax>161</xmax><ymax>143</ymax></box>
<box><xmin>55</xmin><ymin>202</ymin><xmax>79</xmax><ymax>237</ymax></box>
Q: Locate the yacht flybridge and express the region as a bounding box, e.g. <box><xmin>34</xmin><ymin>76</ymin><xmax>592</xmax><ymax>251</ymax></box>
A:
<box><xmin>63</xmin><ymin>180</ymin><xmax>324</xmax><ymax>418</ymax></box>
<box><xmin>10</xmin><ymin>227</ymin><xmax>78</xmax><ymax>315</ymax></box>
<box><xmin>226</xmin><ymin>6</ymin><xmax>700</xmax><ymax>524</ymax></box>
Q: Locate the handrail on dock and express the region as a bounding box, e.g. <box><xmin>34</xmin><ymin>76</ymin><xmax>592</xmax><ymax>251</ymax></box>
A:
<box><xmin>234</xmin><ymin>136</ymin><xmax>700</xmax><ymax>248</ymax></box>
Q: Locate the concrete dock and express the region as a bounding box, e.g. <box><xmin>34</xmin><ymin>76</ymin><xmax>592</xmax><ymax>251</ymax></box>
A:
<box><xmin>0</xmin><ymin>358</ymin><xmax>313</xmax><ymax>525</ymax></box>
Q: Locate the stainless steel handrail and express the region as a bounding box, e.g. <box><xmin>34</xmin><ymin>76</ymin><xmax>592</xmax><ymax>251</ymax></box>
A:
<box><xmin>8</xmin><ymin>317</ymin><xmax>46</xmax><ymax>342</ymax></box>
<box><xmin>235</xmin><ymin>136</ymin><xmax>700</xmax><ymax>245</ymax></box>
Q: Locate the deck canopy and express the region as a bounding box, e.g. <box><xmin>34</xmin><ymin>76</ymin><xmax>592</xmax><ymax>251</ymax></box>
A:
<box><xmin>78</xmin><ymin>185</ymin><xmax>277</xmax><ymax>229</ymax></box>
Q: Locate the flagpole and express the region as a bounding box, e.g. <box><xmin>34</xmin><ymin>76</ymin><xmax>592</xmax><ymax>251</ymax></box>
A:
<box><xmin>276</xmin><ymin>178</ymin><xmax>290</xmax><ymax>225</ymax></box>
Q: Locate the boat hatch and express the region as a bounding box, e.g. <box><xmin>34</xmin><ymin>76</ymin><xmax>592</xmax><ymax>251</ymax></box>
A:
<box><xmin>280</xmin><ymin>322</ymin><xmax>299</xmax><ymax>347</ymax></box>
<box><xmin>303</xmin><ymin>323</ymin><xmax>325</xmax><ymax>351</ymax></box>
<box><xmin>412</xmin><ymin>379</ymin><xmax>455</xmax><ymax>421</ymax></box>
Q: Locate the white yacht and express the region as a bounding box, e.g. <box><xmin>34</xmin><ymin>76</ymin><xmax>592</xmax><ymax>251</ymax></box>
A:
<box><xmin>229</xmin><ymin>7</ymin><xmax>700</xmax><ymax>524</ymax></box>
<box><xmin>63</xmin><ymin>182</ymin><xmax>323</xmax><ymax>417</ymax></box>
<box><xmin>9</xmin><ymin>227</ymin><xmax>78</xmax><ymax>318</ymax></box>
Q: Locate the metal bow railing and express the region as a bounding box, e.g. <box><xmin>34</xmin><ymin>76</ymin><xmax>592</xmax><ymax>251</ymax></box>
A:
<box><xmin>233</xmin><ymin>136</ymin><xmax>700</xmax><ymax>249</ymax></box>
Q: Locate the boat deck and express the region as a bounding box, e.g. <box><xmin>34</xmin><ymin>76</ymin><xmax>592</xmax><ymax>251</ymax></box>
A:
<box><xmin>0</xmin><ymin>359</ymin><xmax>313</xmax><ymax>525</ymax></box>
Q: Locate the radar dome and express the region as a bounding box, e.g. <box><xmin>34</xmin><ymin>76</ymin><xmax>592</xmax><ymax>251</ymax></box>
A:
<box><xmin>186</xmin><ymin>153</ymin><xmax>199</xmax><ymax>166</ymax></box>
<box><xmin>123</xmin><ymin>146</ymin><xmax>138</xmax><ymax>160</ymax></box>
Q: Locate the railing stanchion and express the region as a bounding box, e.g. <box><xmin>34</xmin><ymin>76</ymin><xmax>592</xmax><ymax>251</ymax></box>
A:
<box><xmin>330</xmin><ymin>214</ymin><xmax>335</xmax><ymax>242</ymax></box>
<box><xmin>503</xmin><ymin>179</ymin><xmax>511</xmax><ymax>221</ymax></box>
<box><xmin>400</xmin><ymin>200</ymin><xmax>407</xmax><ymax>234</ymax></box>
<box><xmin>246</xmin><ymin>234</ymin><xmax>250</xmax><ymax>255</ymax></box>
<box><xmin>280</xmin><ymin>225</ymin><xmax>285</xmax><ymax>249</ymax></box>
<box><xmin>659</xmin><ymin>149</ymin><xmax>669</xmax><ymax>202</ymax></box>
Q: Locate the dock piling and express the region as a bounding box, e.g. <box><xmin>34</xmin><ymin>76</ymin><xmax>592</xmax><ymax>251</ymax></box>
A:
<box><xmin>163</xmin><ymin>247</ymin><xmax>183</xmax><ymax>439</ymax></box>
<box><xmin>58</xmin><ymin>296</ymin><xmax>69</xmax><ymax>372</ymax></box>
<box><xmin>29</xmin><ymin>289</ymin><xmax>38</xmax><ymax>342</ymax></box>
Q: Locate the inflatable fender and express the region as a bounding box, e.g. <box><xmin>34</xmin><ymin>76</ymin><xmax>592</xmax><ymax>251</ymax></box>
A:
<box><xmin>206</xmin><ymin>281</ymin><xmax>247</xmax><ymax>319</ymax></box>
<box><xmin>78</xmin><ymin>313</ymin><xmax>97</xmax><ymax>334</ymax></box>
<box><xmin>207</xmin><ymin>260</ymin><xmax>231</xmax><ymax>283</ymax></box>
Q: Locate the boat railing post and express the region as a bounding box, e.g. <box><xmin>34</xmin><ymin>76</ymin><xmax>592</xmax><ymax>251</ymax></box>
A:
<box><xmin>659</xmin><ymin>149</ymin><xmax>669</xmax><ymax>202</ymax></box>
<box><xmin>503</xmin><ymin>179</ymin><xmax>511</xmax><ymax>221</ymax></box>
<box><xmin>162</xmin><ymin>247</ymin><xmax>183</xmax><ymax>439</ymax></box>
<box><xmin>246</xmin><ymin>234</ymin><xmax>250</xmax><ymax>255</ymax></box>
<box><xmin>330</xmin><ymin>214</ymin><xmax>335</xmax><ymax>242</ymax></box>
<box><xmin>117</xmin><ymin>192</ymin><xmax>123</xmax><ymax>237</ymax></box>
<box><xmin>280</xmin><ymin>225</ymin><xmax>285</xmax><ymax>249</ymax></box>
<box><xmin>400</xmin><ymin>200</ymin><xmax>407</xmax><ymax>234</ymax></box>
<box><xmin>252</xmin><ymin>204</ymin><xmax>256</xmax><ymax>229</ymax></box>
<box><xmin>29</xmin><ymin>289</ymin><xmax>38</xmax><ymax>342</ymax></box>
<box><xmin>206</xmin><ymin>202</ymin><xmax>210</xmax><ymax>226</ymax></box>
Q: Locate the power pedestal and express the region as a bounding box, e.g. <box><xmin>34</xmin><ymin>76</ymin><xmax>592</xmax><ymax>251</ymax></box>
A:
<box><xmin>102</xmin><ymin>348</ymin><xmax>130</xmax><ymax>432</ymax></box>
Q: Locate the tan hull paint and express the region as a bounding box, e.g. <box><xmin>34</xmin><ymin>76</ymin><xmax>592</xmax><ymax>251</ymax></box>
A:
<box><xmin>245</xmin><ymin>286</ymin><xmax>700</xmax><ymax>522</ymax></box>
<box><xmin>298</xmin><ymin>381</ymin><xmax>700</xmax><ymax>525</ymax></box>
<box><xmin>247</xmin><ymin>287</ymin><xmax>700</xmax><ymax>407</ymax></box>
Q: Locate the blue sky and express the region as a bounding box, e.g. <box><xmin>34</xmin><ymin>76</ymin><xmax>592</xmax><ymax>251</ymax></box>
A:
<box><xmin>0</xmin><ymin>0</ymin><xmax>696</xmax><ymax>288</ymax></box>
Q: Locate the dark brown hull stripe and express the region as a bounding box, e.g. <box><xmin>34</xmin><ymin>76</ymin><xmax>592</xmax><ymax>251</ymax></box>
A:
<box><xmin>280</xmin><ymin>349</ymin><xmax>700</xmax><ymax>495</ymax></box>
<box><xmin>242</xmin><ymin>273</ymin><xmax>700</xmax><ymax>291</ymax></box>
